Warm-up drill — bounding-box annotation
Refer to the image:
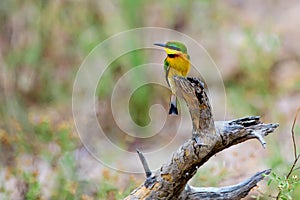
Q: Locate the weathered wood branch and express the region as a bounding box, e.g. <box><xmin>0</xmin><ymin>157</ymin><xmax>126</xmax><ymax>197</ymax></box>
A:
<box><xmin>180</xmin><ymin>169</ymin><xmax>271</xmax><ymax>200</ymax></box>
<box><xmin>125</xmin><ymin>77</ymin><xmax>279</xmax><ymax>200</ymax></box>
<box><xmin>136</xmin><ymin>148</ymin><xmax>152</xmax><ymax>178</ymax></box>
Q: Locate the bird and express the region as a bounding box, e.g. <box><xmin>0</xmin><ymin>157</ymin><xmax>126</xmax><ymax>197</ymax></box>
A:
<box><xmin>154</xmin><ymin>41</ymin><xmax>190</xmax><ymax>115</ymax></box>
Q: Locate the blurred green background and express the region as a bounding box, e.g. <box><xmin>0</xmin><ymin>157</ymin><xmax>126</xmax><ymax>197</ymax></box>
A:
<box><xmin>0</xmin><ymin>0</ymin><xmax>300</xmax><ymax>199</ymax></box>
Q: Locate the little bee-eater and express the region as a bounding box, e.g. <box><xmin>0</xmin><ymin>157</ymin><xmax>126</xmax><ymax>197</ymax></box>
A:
<box><xmin>154</xmin><ymin>41</ymin><xmax>190</xmax><ymax>115</ymax></box>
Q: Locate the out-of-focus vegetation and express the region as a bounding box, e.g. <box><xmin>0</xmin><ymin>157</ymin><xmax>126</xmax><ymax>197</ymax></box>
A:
<box><xmin>1</xmin><ymin>1</ymin><xmax>300</xmax><ymax>199</ymax></box>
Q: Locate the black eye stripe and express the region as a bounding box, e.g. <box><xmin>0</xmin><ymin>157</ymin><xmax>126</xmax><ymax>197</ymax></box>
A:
<box><xmin>168</xmin><ymin>54</ymin><xmax>179</xmax><ymax>58</ymax></box>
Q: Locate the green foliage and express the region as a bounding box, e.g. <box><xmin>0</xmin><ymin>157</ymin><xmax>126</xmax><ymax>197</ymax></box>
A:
<box><xmin>55</xmin><ymin>126</ymin><xmax>77</xmax><ymax>152</ymax></box>
<box><xmin>97</xmin><ymin>179</ymin><xmax>119</xmax><ymax>199</ymax></box>
<box><xmin>34</xmin><ymin>120</ymin><xmax>52</xmax><ymax>142</ymax></box>
<box><xmin>23</xmin><ymin>172</ymin><xmax>41</xmax><ymax>200</ymax></box>
<box><xmin>51</xmin><ymin>153</ymin><xmax>78</xmax><ymax>200</ymax></box>
<box><xmin>129</xmin><ymin>85</ymin><xmax>151</xmax><ymax>127</ymax></box>
<box><xmin>226</xmin><ymin>29</ymin><xmax>280</xmax><ymax>116</ymax></box>
<box><xmin>97</xmin><ymin>171</ymin><xmax>137</xmax><ymax>199</ymax></box>
<box><xmin>193</xmin><ymin>165</ymin><xmax>229</xmax><ymax>187</ymax></box>
<box><xmin>266</xmin><ymin>172</ymin><xmax>299</xmax><ymax>200</ymax></box>
<box><xmin>253</xmin><ymin>109</ymin><xmax>300</xmax><ymax>199</ymax></box>
<box><xmin>96</xmin><ymin>49</ymin><xmax>154</xmax><ymax>127</ymax></box>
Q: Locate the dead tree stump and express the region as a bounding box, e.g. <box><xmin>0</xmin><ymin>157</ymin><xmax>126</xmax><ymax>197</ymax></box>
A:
<box><xmin>125</xmin><ymin>77</ymin><xmax>279</xmax><ymax>200</ymax></box>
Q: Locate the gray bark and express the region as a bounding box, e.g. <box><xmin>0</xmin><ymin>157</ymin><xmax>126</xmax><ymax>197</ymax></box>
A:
<box><xmin>125</xmin><ymin>77</ymin><xmax>278</xmax><ymax>200</ymax></box>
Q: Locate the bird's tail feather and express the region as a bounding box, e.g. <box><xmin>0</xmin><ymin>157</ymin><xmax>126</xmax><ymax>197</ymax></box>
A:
<box><xmin>169</xmin><ymin>94</ymin><xmax>178</xmax><ymax>115</ymax></box>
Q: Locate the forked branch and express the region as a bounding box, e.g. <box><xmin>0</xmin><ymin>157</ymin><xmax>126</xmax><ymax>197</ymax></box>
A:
<box><xmin>125</xmin><ymin>77</ymin><xmax>278</xmax><ymax>200</ymax></box>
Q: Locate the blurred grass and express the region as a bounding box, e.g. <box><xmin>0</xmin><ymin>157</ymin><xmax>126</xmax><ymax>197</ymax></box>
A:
<box><xmin>0</xmin><ymin>0</ymin><xmax>299</xmax><ymax>199</ymax></box>
<box><xmin>226</xmin><ymin>28</ymin><xmax>281</xmax><ymax>116</ymax></box>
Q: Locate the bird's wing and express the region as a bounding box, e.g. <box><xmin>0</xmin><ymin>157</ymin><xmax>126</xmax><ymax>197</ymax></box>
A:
<box><xmin>164</xmin><ymin>59</ymin><xmax>171</xmax><ymax>87</ymax></box>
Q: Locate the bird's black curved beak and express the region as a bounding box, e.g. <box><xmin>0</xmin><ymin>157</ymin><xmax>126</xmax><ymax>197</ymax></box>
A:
<box><xmin>154</xmin><ymin>43</ymin><xmax>166</xmax><ymax>48</ymax></box>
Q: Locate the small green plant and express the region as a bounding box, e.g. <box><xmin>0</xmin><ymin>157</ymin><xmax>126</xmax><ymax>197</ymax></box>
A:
<box><xmin>253</xmin><ymin>108</ymin><xmax>300</xmax><ymax>200</ymax></box>
<box><xmin>266</xmin><ymin>172</ymin><xmax>299</xmax><ymax>200</ymax></box>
